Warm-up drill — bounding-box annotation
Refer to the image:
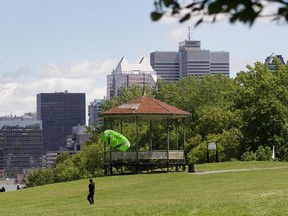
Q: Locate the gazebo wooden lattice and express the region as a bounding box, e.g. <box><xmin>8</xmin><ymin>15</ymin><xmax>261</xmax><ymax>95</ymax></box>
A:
<box><xmin>100</xmin><ymin>95</ymin><xmax>191</xmax><ymax>175</ymax></box>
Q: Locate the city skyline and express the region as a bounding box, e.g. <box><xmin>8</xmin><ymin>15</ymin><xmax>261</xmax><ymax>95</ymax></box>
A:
<box><xmin>0</xmin><ymin>1</ymin><xmax>287</xmax><ymax>117</ymax></box>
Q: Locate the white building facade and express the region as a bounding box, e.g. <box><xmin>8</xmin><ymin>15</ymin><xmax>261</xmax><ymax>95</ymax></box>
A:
<box><xmin>107</xmin><ymin>57</ymin><xmax>158</xmax><ymax>99</ymax></box>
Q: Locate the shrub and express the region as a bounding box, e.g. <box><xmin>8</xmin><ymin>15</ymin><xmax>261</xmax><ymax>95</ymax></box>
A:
<box><xmin>26</xmin><ymin>168</ymin><xmax>54</xmax><ymax>187</ymax></box>
<box><xmin>241</xmin><ymin>151</ymin><xmax>256</xmax><ymax>161</ymax></box>
<box><xmin>187</xmin><ymin>142</ymin><xmax>207</xmax><ymax>164</ymax></box>
<box><xmin>255</xmin><ymin>146</ymin><xmax>272</xmax><ymax>161</ymax></box>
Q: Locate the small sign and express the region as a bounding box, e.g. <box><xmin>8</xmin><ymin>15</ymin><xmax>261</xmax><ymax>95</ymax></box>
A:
<box><xmin>208</xmin><ymin>142</ymin><xmax>217</xmax><ymax>150</ymax></box>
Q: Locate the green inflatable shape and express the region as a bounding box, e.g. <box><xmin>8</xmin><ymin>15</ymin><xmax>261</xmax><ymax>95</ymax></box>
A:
<box><xmin>101</xmin><ymin>129</ymin><xmax>130</xmax><ymax>152</ymax></box>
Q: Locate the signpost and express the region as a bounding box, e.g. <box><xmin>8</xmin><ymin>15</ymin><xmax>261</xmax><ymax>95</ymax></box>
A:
<box><xmin>206</xmin><ymin>142</ymin><xmax>219</xmax><ymax>163</ymax></box>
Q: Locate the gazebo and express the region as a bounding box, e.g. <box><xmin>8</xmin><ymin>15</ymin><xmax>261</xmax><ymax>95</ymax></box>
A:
<box><xmin>100</xmin><ymin>95</ymin><xmax>191</xmax><ymax>175</ymax></box>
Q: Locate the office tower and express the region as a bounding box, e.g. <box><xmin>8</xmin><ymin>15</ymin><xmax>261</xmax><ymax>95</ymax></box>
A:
<box><xmin>37</xmin><ymin>91</ymin><xmax>85</xmax><ymax>152</ymax></box>
<box><xmin>0</xmin><ymin>149</ymin><xmax>4</xmax><ymax>180</ymax></box>
<box><xmin>107</xmin><ymin>57</ymin><xmax>158</xmax><ymax>99</ymax></box>
<box><xmin>0</xmin><ymin>116</ymin><xmax>42</xmax><ymax>179</ymax></box>
<box><xmin>67</xmin><ymin>125</ymin><xmax>91</xmax><ymax>151</ymax></box>
<box><xmin>264</xmin><ymin>53</ymin><xmax>285</xmax><ymax>70</ymax></box>
<box><xmin>88</xmin><ymin>99</ymin><xmax>104</xmax><ymax>127</ymax></box>
<box><xmin>150</xmin><ymin>52</ymin><xmax>180</xmax><ymax>83</ymax></box>
<box><xmin>150</xmin><ymin>40</ymin><xmax>230</xmax><ymax>82</ymax></box>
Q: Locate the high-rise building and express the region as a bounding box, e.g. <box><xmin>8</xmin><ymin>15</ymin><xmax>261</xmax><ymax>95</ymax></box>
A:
<box><xmin>67</xmin><ymin>125</ymin><xmax>91</xmax><ymax>151</ymax></box>
<box><xmin>264</xmin><ymin>53</ymin><xmax>285</xmax><ymax>70</ymax></box>
<box><xmin>0</xmin><ymin>149</ymin><xmax>4</xmax><ymax>180</ymax></box>
<box><xmin>37</xmin><ymin>91</ymin><xmax>85</xmax><ymax>152</ymax></box>
<box><xmin>150</xmin><ymin>40</ymin><xmax>229</xmax><ymax>82</ymax></box>
<box><xmin>88</xmin><ymin>99</ymin><xmax>104</xmax><ymax>127</ymax></box>
<box><xmin>107</xmin><ymin>57</ymin><xmax>158</xmax><ymax>99</ymax></box>
<box><xmin>0</xmin><ymin>116</ymin><xmax>42</xmax><ymax>179</ymax></box>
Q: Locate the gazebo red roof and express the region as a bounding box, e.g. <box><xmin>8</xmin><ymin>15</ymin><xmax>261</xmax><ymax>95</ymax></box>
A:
<box><xmin>101</xmin><ymin>95</ymin><xmax>191</xmax><ymax>120</ymax></box>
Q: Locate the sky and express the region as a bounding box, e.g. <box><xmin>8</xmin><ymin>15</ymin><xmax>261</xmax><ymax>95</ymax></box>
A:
<box><xmin>0</xmin><ymin>0</ymin><xmax>287</xmax><ymax>118</ymax></box>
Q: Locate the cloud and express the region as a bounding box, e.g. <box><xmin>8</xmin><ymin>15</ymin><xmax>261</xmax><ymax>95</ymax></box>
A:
<box><xmin>0</xmin><ymin>59</ymin><xmax>118</xmax><ymax>118</ymax></box>
<box><xmin>166</xmin><ymin>28</ymin><xmax>188</xmax><ymax>44</ymax></box>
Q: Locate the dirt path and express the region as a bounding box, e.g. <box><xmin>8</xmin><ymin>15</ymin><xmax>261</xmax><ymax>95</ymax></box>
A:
<box><xmin>193</xmin><ymin>166</ymin><xmax>288</xmax><ymax>175</ymax></box>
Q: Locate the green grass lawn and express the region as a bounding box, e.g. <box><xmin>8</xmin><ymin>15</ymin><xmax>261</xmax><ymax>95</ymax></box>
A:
<box><xmin>2</xmin><ymin>161</ymin><xmax>288</xmax><ymax>216</ymax></box>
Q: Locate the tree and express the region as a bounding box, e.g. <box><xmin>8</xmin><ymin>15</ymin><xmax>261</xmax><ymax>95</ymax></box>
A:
<box><xmin>151</xmin><ymin>0</ymin><xmax>288</xmax><ymax>26</ymax></box>
<box><xmin>53</xmin><ymin>159</ymin><xmax>80</xmax><ymax>183</ymax></box>
<box><xmin>54</xmin><ymin>151</ymin><xmax>69</xmax><ymax>166</ymax></box>
<box><xmin>26</xmin><ymin>168</ymin><xmax>54</xmax><ymax>187</ymax></box>
<box><xmin>233</xmin><ymin>61</ymin><xmax>288</xmax><ymax>159</ymax></box>
<box><xmin>155</xmin><ymin>75</ymin><xmax>241</xmax><ymax>162</ymax></box>
<box><xmin>194</xmin><ymin>106</ymin><xmax>238</xmax><ymax>139</ymax></box>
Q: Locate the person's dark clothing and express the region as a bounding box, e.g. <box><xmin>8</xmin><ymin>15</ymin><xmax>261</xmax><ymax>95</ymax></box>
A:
<box><xmin>87</xmin><ymin>180</ymin><xmax>95</xmax><ymax>204</ymax></box>
<box><xmin>0</xmin><ymin>186</ymin><xmax>5</xmax><ymax>192</ymax></box>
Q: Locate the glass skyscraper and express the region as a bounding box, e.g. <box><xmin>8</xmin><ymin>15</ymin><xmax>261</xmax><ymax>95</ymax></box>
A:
<box><xmin>37</xmin><ymin>91</ymin><xmax>85</xmax><ymax>152</ymax></box>
<box><xmin>88</xmin><ymin>99</ymin><xmax>104</xmax><ymax>127</ymax></box>
<box><xmin>0</xmin><ymin>117</ymin><xmax>42</xmax><ymax>179</ymax></box>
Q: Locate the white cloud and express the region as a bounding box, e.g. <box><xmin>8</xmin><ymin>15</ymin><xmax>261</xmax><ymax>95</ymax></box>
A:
<box><xmin>166</xmin><ymin>28</ymin><xmax>188</xmax><ymax>44</ymax></box>
<box><xmin>0</xmin><ymin>59</ymin><xmax>118</xmax><ymax>118</ymax></box>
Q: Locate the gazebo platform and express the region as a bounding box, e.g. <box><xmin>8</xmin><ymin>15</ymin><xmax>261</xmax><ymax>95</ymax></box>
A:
<box><xmin>104</xmin><ymin>150</ymin><xmax>186</xmax><ymax>175</ymax></box>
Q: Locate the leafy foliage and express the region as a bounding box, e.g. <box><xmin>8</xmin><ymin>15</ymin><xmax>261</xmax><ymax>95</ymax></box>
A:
<box><xmin>26</xmin><ymin>142</ymin><xmax>104</xmax><ymax>187</ymax></box>
<box><xmin>233</xmin><ymin>62</ymin><xmax>288</xmax><ymax>159</ymax></box>
<box><xmin>151</xmin><ymin>0</ymin><xmax>288</xmax><ymax>26</ymax></box>
<box><xmin>241</xmin><ymin>150</ymin><xmax>256</xmax><ymax>161</ymax></box>
<box><xmin>241</xmin><ymin>146</ymin><xmax>272</xmax><ymax>161</ymax></box>
<box><xmin>26</xmin><ymin>167</ymin><xmax>54</xmax><ymax>187</ymax></box>
<box><xmin>255</xmin><ymin>146</ymin><xmax>272</xmax><ymax>161</ymax></box>
<box><xmin>54</xmin><ymin>151</ymin><xmax>69</xmax><ymax>166</ymax></box>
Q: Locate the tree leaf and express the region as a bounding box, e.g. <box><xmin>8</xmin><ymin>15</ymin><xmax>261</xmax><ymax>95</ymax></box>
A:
<box><xmin>194</xmin><ymin>18</ymin><xmax>203</xmax><ymax>27</ymax></box>
<box><xmin>208</xmin><ymin>1</ymin><xmax>224</xmax><ymax>15</ymax></box>
<box><xmin>163</xmin><ymin>0</ymin><xmax>175</xmax><ymax>7</ymax></box>
<box><xmin>179</xmin><ymin>13</ymin><xmax>190</xmax><ymax>22</ymax></box>
<box><xmin>151</xmin><ymin>11</ymin><xmax>164</xmax><ymax>21</ymax></box>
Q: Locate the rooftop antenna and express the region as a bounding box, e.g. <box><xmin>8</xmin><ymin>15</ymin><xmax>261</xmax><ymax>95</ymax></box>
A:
<box><xmin>187</xmin><ymin>26</ymin><xmax>191</xmax><ymax>40</ymax></box>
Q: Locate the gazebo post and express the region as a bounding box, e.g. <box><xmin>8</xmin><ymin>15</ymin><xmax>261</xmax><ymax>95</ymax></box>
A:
<box><xmin>103</xmin><ymin>118</ymin><xmax>107</xmax><ymax>175</ymax></box>
<box><xmin>150</xmin><ymin>121</ymin><xmax>152</xmax><ymax>151</ymax></box>
<box><xmin>183</xmin><ymin>118</ymin><xmax>186</xmax><ymax>167</ymax></box>
<box><xmin>176</xmin><ymin>119</ymin><xmax>179</xmax><ymax>165</ymax></box>
<box><xmin>176</xmin><ymin>119</ymin><xmax>179</xmax><ymax>151</ymax></box>
<box><xmin>136</xmin><ymin>116</ymin><xmax>139</xmax><ymax>173</ymax></box>
<box><xmin>120</xmin><ymin>119</ymin><xmax>123</xmax><ymax>134</ymax></box>
<box><xmin>109</xmin><ymin>118</ymin><xmax>113</xmax><ymax>174</ymax></box>
<box><xmin>166</xmin><ymin>118</ymin><xmax>170</xmax><ymax>172</ymax></box>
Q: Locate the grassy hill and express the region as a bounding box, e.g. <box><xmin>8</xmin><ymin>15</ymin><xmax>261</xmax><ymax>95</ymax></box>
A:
<box><xmin>2</xmin><ymin>161</ymin><xmax>288</xmax><ymax>216</ymax></box>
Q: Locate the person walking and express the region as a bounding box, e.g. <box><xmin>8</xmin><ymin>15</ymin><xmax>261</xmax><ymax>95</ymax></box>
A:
<box><xmin>87</xmin><ymin>179</ymin><xmax>95</xmax><ymax>204</ymax></box>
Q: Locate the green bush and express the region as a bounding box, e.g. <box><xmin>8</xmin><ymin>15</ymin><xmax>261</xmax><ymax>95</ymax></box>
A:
<box><xmin>255</xmin><ymin>146</ymin><xmax>272</xmax><ymax>161</ymax></box>
<box><xmin>26</xmin><ymin>167</ymin><xmax>54</xmax><ymax>187</ymax></box>
<box><xmin>241</xmin><ymin>146</ymin><xmax>273</xmax><ymax>161</ymax></box>
<box><xmin>241</xmin><ymin>151</ymin><xmax>256</xmax><ymax>161</ymax></box>
<box><xmin>27</xmin><ymin>142</ymin><xmax>104</xmax><ymax>187</ymax></box>
<box><xmin>187</xmin><ymin>142</ymin><xmax>207</xmax><ymax>164</ymax></box>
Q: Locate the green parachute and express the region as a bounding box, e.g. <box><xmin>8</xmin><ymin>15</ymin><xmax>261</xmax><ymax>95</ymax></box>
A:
<box><xmin>101</xmin><ymin>129</ymin><xmax>130</xmax><ymax>152</ymax></box>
